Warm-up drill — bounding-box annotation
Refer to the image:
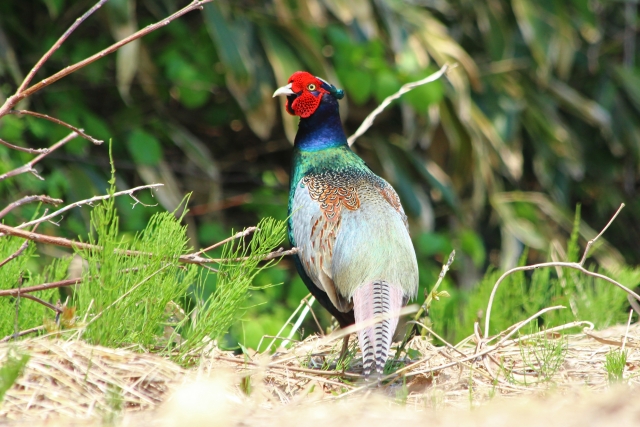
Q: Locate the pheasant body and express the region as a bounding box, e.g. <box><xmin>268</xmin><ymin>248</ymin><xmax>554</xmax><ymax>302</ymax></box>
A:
<box><xmin>275</xmin><ymin>72</ymin><xmax>419</xmax><ymax>376</ymax></box>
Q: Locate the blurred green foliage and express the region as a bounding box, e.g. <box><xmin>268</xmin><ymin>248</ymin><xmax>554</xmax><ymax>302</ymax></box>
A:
<box><xmin>1</xmin><ymin>0</ymin><xmax>639</xmax><ymax>349</ymax></box>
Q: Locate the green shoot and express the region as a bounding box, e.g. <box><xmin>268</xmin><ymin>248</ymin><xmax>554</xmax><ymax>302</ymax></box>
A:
<box><xmin>517</xmin><ymin>329</ymin><xmax>567</xmax><ymax>384</ymax></box>
<box><xmin>604</xmin><ymin>349</ymin><xmax>627</xmax><ymax>383</ymax></box>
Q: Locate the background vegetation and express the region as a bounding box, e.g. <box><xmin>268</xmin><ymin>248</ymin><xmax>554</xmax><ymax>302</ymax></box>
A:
<box><xmin>1</xmin><ymin>0</ymin><xmax>639</xmax><ymax>350</ymax></box>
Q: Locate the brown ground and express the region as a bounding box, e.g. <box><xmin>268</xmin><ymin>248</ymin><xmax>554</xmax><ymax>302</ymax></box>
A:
<box><xmin>1</xmin><ymin>323</ymin><xmax>639</xmax><ymax>426</ymax></box>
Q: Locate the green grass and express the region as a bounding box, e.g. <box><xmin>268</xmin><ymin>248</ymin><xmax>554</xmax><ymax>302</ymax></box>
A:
<box><xmin>428</xmin><ymin>208</ymin><xmax>639</xmax><ymax>345</ymax></box>
<box><xmin>516</xmin><ymin>330</ymin><xmax>567</xmax><ymax>384</ymax></box>
<box><xmin>0</xmin><ymin>155</ymin><xmax>287</xmax><ymax>365</ymax></box>
<box><xmin>604</xmin><ymin>349</ymin><xmax>627</xmax><ymax>383</ymax></box>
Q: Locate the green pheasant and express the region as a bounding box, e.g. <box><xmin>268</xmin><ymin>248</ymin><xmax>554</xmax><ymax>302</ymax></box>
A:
<box><xmin>273</xmin><ymin>71</ymin><xmax>419</xmax><ymax>377</ymax></box>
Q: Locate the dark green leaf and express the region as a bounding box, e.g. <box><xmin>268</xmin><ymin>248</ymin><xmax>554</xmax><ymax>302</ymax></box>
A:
<box><xmin>127</xmin><ymin>129</ymin><xmax>163</xmax><ymax>166</ymax></box>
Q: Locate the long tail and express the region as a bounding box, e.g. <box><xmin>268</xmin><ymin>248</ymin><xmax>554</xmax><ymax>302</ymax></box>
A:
<box><xmin>353</xmin><ymin>281</ymin><xmax>404</xmax><ymax>377</ymax></box>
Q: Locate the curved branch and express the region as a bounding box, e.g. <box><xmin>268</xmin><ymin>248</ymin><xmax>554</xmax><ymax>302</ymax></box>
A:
<box><xmin>484</xmin><ymin>203</ymin><xmax>629</xmax><ymax>338</ymax></box>
<box><xmin>0</xmin><ymin>137</ymin><xmax>50</xmax><ymax>154</ymax></box>
<box><xmin>10</xmin><ymin>110</ymin><xmax>103</xmax><ymax>145</ymax></box>
<box><xmin>0</xmin><ymin>195</ymin><xmax>62</xmax><ymax>220</ymax></box>
<box><xmin>347</xmin><ymin>64</ymin><xmax>451</xmax><ymax>146</ymax></box>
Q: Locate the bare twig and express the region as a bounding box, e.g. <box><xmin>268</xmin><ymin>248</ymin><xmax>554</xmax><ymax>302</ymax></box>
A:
<box><xmin>0</xmin><ymin>195</ymin><xmax>62</xmax><ymax>220</ymax></box>
<box><xmin>214</xmin><ymin>355</ymin><xmax>362</xmax><ymax>379</ymax></box>
<box><xmin>484</xmin><ymin>203</ymin><xmax>631</xmax><ymax>338</ymax></box>
<box><xmin>0</xmin><ymin>223</ymin><xmax>297</xmax><ymax>267</ymax></box>
<box><xmin>579</xmin><ymin>203</ymin><xmax>625</xmax><ymax>265</ymax></box>
<box><xmin>0</xmin><ymin>278</ymin><xmax>80</xmax><ymax>297</ymax></box>
<box><xmin>16</xmin><ymin>0</ymin><xmax>109</xmax><ymax>93</ymax></box>
<box><xmin>347</xmin><ymin>64</ymin><xmax>452</xmax><ymax>146</ymax></box>
<box><xmin>0</xmin><ymin>326</ymin><xmax>46</xmax><ymax>343</ymax></box>
<box><xmin>206</xmin><ymin>247</ymin><xmax>298</xmax><ymax>263</ymax></box>
<box><xmin>503</xmin><ymin>321</ymin><xmax>594</xmax><ymax>347</ymax></box>
<box><xmin>622</xmin><ymin>309</ymin><xmax>633</xmax><ymax>352</ymax></box>
<box><xmin>265</xmin><ymin>295</ymin><xmax>311</xmax><ymax>352</ymax></box>
<box><xmin>194</xmin><ymin>227</ymin><xmax>258</xmax><ymax>255</ymax></box>
<box><xmin>397</xmin><ymin>306</ymin><xmax>566</xmax><ymax>380</ymax></box>
<box><xmin>0</xmin><ymin>132</ymin><xmax>78</xmax><ymax>181</ymax></box>
<box><xmin>0</xmin><ymin>0</ymin><xmax>215</xmax><ymax>118</ymax></box>
<box><xmin>20</xmin><ymin>293</ymin><xmax>63</xmax><ymax>314</ymax></box>
<box><xmin>1</xmin><ymin>220</ymin><xmax>46</xmax><ymax>277</ymax></box>
<box><xmin>0</xmin><ymin>137</ymin><xmax>50</xmax><ymax>154</ymax></box>
<box><xmin>0</xmin><ymin>241</ymin><xmax>30</xmax><ymax>269</ymax></box>
<box><xmin>13</xmin><ymin>184</ymin><xmax>164</xmax><ymax>230</ymax></box>
<box><xmin>305</xmin><ymin>297</ymin><xmax>324</xmax><ymax>336</ymax></box>
<box><xmin>628</xmin><ymin>294</ymin><xmax>640</xmax><ymax>316</ymax></box>
<box><xmin>281</xmin><ymin>296</ymin><xmax>316</xmax><ymax>348</ymax></box>
<box><xmin>0</xmin><ymin>275</ymin><xmax>191</xmax><ymax>297</ymax></box>
<box><xmin>10</xmin><ymin>110</ymin><xmax>103</xmax><ymax>145</ymax></box>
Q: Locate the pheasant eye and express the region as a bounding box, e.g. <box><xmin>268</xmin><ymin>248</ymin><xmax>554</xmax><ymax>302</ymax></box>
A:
<box><xmin>307</xmin><ymin>83</ymin><xmax>316</xmax><ymax>91</ymax></box>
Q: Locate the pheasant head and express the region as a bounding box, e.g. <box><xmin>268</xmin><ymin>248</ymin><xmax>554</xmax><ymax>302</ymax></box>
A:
<box><xmin>272</xmin><ymin>71</ymin><xmax>344</xmax><ymax>118</ymax></box>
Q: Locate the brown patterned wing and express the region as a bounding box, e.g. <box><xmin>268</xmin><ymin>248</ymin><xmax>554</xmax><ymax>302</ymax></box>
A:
<box><xmin>292</xmin><ymin>180</ymin><xmax>354</xmax><ymax>313</ymax></box>
<box><xmin>302</xmin><ymin>172</ymin><xmax>360</xmax><ymax>221</ymax></box>
<box><xmin>375</xmin><ymin>180</ymin><xmax>409</xmax><ymax>229</ymax></box>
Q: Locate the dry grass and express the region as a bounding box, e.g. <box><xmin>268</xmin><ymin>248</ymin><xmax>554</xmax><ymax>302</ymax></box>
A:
<box><xmin>0</xmin><ymin>339</ymin><xmax>185</xmax><ymax>420</ymax></box>
<box><xmin>1</xmin><ymin>322</ymin><xmax>639</xmax><ymax>425</ymax></box>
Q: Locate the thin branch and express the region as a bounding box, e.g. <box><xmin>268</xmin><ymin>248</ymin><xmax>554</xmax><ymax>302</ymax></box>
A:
<box><xmin>214</xmin><ymin>355</ymin><xmax>362</xmax><ymax>379</ymax></box>
<box><xmin>628</xmin><ymin>294</ymin><xmax>640</xmax><ymax>316</ymax></box>
<box><xmin>483</xmin><ymin>261</ymin><xmax>640</xmax><ymax>339</ymax></box>
<box><xmin>0</xmin><ymin>222</ymin><xmax>297</xmax><ymax>267</ymax></box>
<box><xmin>281</xmin><ymin>296</ymin><xmax>316</xmax><ymax>348</ymax></box>
<box><xmin>0</xmin><ymin>326</ymin><xmax>46</xmax><ymax>343</ymax></box>
<box><xmin>484</xmin><ymin>203</ymin><xmax>628</xmax><ymax>338</ymax></box>
<box><xmin>194</xmin><ymin>226</ymin><xmax>258</xmax><ymax>255</ymax></box>
<box><xmin>16</xmin><ymin>0</ymin><xmax>109</xmax><ymax>92</ymax></box>
<box><xmin>0</xmin><ymin>0</ymin><xmax>215</xmax><ymax>118</ymax></box>
<box><xmin>502</xmin><ymin>320</ymin><xmax>593</xmax><ymax>347</ymax></box>
<box><xmin>305</xmin><ymin>297</ymin><xmax>324</xmax><ymax>336</ymax></box>
<box><xmin>398</xmin><ymin>306</ymin><xmax>566</xmax><ymax>380</ymax></box>
<box><xmin>0</xmin><ymin>132</ymin><xmax>78</xmax><ymax>181</ymax></box>
<box><xmin>0</xmin><ymin>278</ymin><xmax>82</xmax><ymax>297</ymax></box>
<box><xmin>0</xmin><ymin>218</ymin><xmax>43</xmax><ymax>269</ymax></box>
<box><xmin>206</xmin><ymin>247</ymin><xmax>298</xmax><ymax>263</ymax></box>
<box><xmin>0</xmin><ymin>241</ymin><xmax>29</xmax><ymax>269</ymax></box>
<box><xmin>621</xmin><ymin>309</ymin><xmax>633</xmax><ymax>352</ymax></box>
<box><xmin>10</xmin><ymin>110</ymin><xmax>103</xmax><ymax>145</ymax></box>
<box><xmin>0</xmin><ymin>137</ymin><xmax>50</xmax><ymax>154</ymax></box>
<box><xmin>0</xmin><ymin>195</ymin><xmax>62</xmax><ymax>220</ymax></box>
<box><xmin>347</xmin><ymin>64</ymin><xmax>452</xmax><ymax>146</ymax></box>
<box><xmin>20</xmin><ymin>293</ymin><xmax>63</xmax><ymax>314</ymax></box>
<box><xmin>14</xmin><ymin>184</ymin><xmax>164</xmax><ymax>230</ymax></box>
<box><xmin>579</xmin><ymin>203</ymin><xmax>625</xmax><ymax>265</ymax></box>
<box><xmin>265</xmin><ymin>295</ymin><xmax>310</xmax><ymax>352</ymax></box>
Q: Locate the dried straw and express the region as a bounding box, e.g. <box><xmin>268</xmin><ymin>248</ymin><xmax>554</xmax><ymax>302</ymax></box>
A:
<box><xmin>1</xmin><ymin>322</ymin><xmax>639</xmax><ymax>425</ymax></box>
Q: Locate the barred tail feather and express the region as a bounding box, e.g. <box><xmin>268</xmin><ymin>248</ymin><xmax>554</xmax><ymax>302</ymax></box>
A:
<box><xmin>353</xmin><ymin>281</ymin><xmax>404</xmax><ymax>377</ymax></box>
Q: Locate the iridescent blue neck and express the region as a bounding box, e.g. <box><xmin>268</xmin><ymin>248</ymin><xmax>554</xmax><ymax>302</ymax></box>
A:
<box><xmin>294</xmin><ymin>95</ymin><xmax>347</xmax><ymax>151</ymax></box>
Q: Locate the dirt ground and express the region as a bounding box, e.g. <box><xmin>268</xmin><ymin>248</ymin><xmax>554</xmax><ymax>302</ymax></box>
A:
<box><xmin>1</xmin><ymin>323</ymin><xmax>639</xmax><ymax>426</ymax></box>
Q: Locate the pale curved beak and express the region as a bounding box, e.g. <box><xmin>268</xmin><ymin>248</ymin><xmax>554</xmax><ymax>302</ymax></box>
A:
<box><xmin>272</xmin><ymin>83</ymin><xmax>294</xmax><ymax>97</ymax></box>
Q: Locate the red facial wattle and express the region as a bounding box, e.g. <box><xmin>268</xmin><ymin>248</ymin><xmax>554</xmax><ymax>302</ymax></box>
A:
<box><xmin>284</xmin><ymin>71</ymin><xmax>329</xmax><ymax>118</ymax></box>
<box><xmin>289</xmin><ymin>92</ymin><xmax>323</xmax><ymax>118</ymax></box>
